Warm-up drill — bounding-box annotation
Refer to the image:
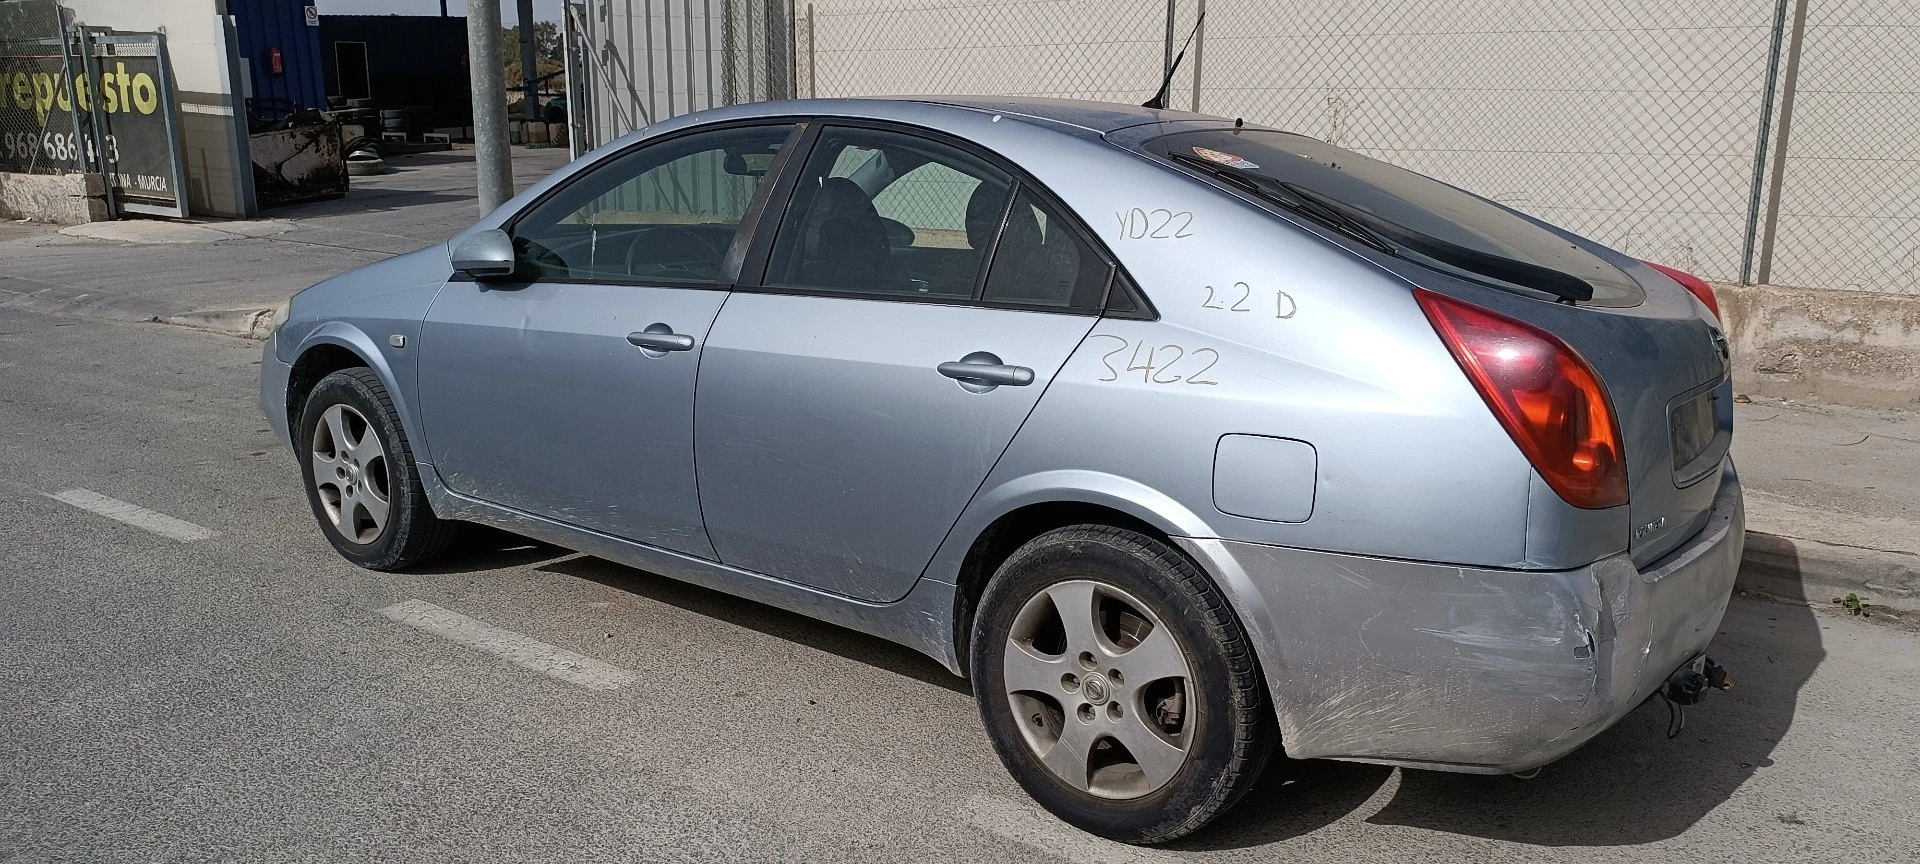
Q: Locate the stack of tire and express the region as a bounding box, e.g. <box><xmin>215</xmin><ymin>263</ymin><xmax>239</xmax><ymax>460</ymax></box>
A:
<box><xmin>378</xmin><ymin>106</ymin><xmax>436</xmax><ymax>140</ymax></box>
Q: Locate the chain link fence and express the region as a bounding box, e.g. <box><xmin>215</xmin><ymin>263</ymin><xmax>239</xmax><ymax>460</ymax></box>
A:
<box><xmin>0</xmin><ymin>0</ymin><xmax>88</xmax><ymax>177</ymax></box>
<box><xmin>1761</xmin><ymin>0</ymin><xmax>1920</xmax><ymax>292</ymax></box>
<box><xmin>789</xmin><ymin>0</ymin><xmax>1919</xmax><ymax>295</ymax></box>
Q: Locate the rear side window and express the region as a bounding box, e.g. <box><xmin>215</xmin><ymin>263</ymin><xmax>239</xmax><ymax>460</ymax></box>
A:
<box><xmin>1147</xmin><ymin>129</ymin><xmax>1643</xmax><ymax>306</ymax></box>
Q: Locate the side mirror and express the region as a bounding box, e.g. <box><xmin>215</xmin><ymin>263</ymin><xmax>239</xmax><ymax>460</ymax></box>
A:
<box><xmin>450</xmin><ymin>228</ymin><xmax>517</xmax><ymax>279</ymax></box>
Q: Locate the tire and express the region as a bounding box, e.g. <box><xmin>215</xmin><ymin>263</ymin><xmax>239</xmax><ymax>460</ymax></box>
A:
<box><xmin>297</xmin><ymin>368</ymin><xmax>455</xmax><ymax>570</ymax></box>
<box><xmin>971</xmin><ymin>525</ymin><xmax>1276</xmax><ymax>843</ymax></box>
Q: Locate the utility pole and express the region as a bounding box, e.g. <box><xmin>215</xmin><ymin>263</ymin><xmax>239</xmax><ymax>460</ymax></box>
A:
<box><xmin>468</xmin><ymin>0</ymin><xmax>513</xmax><ymax>212</ymax></box>
<box><xmin>517</xmin><ymin>0</ymin><xmax>539</xmax><ymax>121</ymax></box>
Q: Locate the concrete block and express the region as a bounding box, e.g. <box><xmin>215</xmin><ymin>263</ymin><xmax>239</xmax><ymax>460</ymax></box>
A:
<box><xmin>1714</xmin><ymin>282</ymin><xmax>1920</xmax><ymax>411</ymax></box>
<box><xmin>0</xmin><ymin>172</ymin><xmax>107</xmax><ymax>225</ymax></box>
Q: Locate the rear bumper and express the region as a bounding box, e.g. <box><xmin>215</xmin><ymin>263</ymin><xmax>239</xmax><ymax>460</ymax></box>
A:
<box><xmin>1178</xmin><ymin>460</ymin><xmax>1743</xmax><ymax>773</ymax></box>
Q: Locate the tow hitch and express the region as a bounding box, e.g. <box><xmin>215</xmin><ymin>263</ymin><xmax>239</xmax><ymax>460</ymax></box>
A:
<box><xmin>1659</xmin><ymin>655</ymin><xmax>1734</xmax><ymax>737</ymax></box>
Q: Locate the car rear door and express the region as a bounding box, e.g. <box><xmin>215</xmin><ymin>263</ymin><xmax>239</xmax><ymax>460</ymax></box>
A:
<box><xmin>694</xmin><ymin>123</ymin><xmax>1114</xmax><ymax>602</ymax></box>
<box><xmin>418</xmin><ymin>123</ymin><xmax>796</xmax><ymax>558</ymax></box>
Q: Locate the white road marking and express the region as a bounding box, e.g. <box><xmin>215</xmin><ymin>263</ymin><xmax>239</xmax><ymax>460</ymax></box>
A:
<box><xmin>47</xmin><ymin>489</ymin><xmax>217</xmax><ymax>542</ymax></box>
<box><xmin>962</xmin><ymin>795</ymin><xmax>1176</xmax><ymax>864</ymax></box>
<box><xmin>377</xmin><ymin>599</ymin><xmax>640</xmax><ymax>692</ymax></box>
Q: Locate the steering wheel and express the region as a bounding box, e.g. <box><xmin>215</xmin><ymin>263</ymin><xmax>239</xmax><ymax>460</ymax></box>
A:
<box><xmin>624</xmin><ymin>226</ymin><xmax>728</xmax><ymax>279</ymax></box>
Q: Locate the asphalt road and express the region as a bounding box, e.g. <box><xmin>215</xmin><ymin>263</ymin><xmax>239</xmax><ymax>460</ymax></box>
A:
<box><xmin>2</xmin><ymin>302</ymin><xmax>1917</xmax><ymax>863</ymax></box>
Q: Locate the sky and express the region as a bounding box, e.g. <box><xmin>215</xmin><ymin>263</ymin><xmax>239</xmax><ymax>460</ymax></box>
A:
<box><xmin>314</xmin><ymin>0</ymin><xmax>563</xmax><ymax>24</ymax></box>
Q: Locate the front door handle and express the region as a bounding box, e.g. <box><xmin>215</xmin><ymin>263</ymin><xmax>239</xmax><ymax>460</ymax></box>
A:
<box><xmin>938</xmin><ymin>352</ymin><xmax>1034</xmax><ymax>391</ymax></box>
<box><xmin>627</xmin><ymin>327</ymin><xmax>695</xmax><ymax>353</ymax></box>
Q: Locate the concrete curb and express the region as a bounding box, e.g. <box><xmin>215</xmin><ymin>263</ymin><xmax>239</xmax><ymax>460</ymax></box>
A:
<box><xmin>153</xmin><ymin>308</ymin><xmax>275</xmax><ymax>341</ymax></box>
<box><xmin>1739</xmin><ymin>530</ymin><xmax>1920</xmax><ymax>613</ymax></box>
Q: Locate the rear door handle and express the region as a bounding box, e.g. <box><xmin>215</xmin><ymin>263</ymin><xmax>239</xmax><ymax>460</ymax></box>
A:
<box><xmin>938</xmin><ymin>354</ymin><xmax>1034</xmax><ymax>388</ymax></box>
<box><xmin>627</xmin><ymin>328</ymin><xmax>695</xmax><ymax>352</ymax></box>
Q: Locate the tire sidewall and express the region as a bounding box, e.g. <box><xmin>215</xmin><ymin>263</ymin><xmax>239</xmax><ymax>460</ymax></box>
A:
<box><xmin>971</xmin><ymin>528</ymin><xmax>1255</xmax><ymax>842</ymax></box>
<box><xmin>297</xmin><ymin>370</ymin><xmax>421</xmax><ymax>569</ymax></box>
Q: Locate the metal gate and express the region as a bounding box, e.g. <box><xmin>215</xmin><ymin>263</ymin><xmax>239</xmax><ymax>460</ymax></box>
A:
<box><xmin>0</xmin><ymin>0</ymin><xmax>189</xmax><ymax>219</ymax></box>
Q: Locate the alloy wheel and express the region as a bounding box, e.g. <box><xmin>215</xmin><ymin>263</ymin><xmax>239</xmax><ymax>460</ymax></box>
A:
<box><xmin>1003</xmin><ymin>579</ymin><xmax>1195</xmax><ymax>799</ymax></box>
<box><xmin>310</xmin><ymin>403</ymin><xmax>390</xmax><ymax>544</ymax></box>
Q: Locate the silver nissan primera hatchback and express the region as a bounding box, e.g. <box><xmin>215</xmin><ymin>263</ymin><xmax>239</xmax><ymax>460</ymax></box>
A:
<box><xmin>263</xmin><ymin>97</ymin><xmax>1743</xmax><ymax>842</ymax></box>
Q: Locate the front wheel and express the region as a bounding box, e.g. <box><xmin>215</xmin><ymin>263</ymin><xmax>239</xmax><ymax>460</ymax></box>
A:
<box><xmin>971</xmin><ymin>525</ymin><xmax>1276</xmax><ymax>843</ymax></box>
<box><xmin>297</xmin><ymin>367</ymin><xmax>454</xmax><ymax>570</ymax></box>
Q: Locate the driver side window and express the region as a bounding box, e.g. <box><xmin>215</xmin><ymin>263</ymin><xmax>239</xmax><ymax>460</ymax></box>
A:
<box><xmin>511</xmin><ymin>123</ymin><xmax>795</xmax><ymax>283</ymax></box>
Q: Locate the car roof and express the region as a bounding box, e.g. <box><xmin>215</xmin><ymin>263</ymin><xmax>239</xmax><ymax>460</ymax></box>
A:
<box><xmin>888</xmin><ymin>96</ymin><xmax>1224</xmax><ymax>134</ymax></box>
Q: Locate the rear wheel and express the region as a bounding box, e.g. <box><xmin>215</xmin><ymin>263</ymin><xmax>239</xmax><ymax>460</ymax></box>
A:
<box><xmin>971</xmin><ymin>525</ymin><xmax>1275</xmax><ymax>843</ymax></box>
<box><xmin>298</xmin><ymin>368</ymin><xmax>454</xmax><ymax>570</ymax></box>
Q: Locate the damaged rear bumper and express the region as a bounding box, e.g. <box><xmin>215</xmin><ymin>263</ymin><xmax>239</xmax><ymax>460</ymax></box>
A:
<box><xmin>1178</xmin><ymin>461</ymin><xmax>1744</xmax><ymax>774</ymax></box>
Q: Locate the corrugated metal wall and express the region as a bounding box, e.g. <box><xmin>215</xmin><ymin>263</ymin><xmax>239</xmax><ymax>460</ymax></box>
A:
<box><xmin>571</xmin><ymin>0</ymin><xmax>795</xmax><ymax>151</ymax></box>
<box><xmin>229</xmin><ymin>0</ymin><xmax>325</xmax><ymax>110</ymax></box>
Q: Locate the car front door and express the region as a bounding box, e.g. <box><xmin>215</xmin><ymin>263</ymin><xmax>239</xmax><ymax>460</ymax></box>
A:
<box><xmin>695</xmin><ymin>124</ymin><xmax>1116</xmax><ymax>601</ymax></box>
<box><xmin>419</xmin><ymin>123</ymin><xmax>797</xmax><ymax>558</ymax></box>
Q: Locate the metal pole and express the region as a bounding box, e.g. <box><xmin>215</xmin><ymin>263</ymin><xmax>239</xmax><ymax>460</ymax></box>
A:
<box><xmin>77</xmin><ymin>29</ymin><xmax>116</xmax><ymax>216</ymax></box>
<box><xmin>562</xmin><ymin>0</ymin><xmax>581</xmax><ymax>158</ymax></box>
<box><xmin>704</xmin><ymin>0</ymin><xmax>716</xmax><ymax>110</ymax></box>
<box><xmin>806</xmin><ymin>2</ymin><xmax>814</xmax><ymax>98</ymax></box>
<box><xmin>683</xmin><ymin>0</ymin><xmax>696</xmax><ymax>113</ymax></box>
<box><xmin>56</xmin><ymin>23</ymin><xmax>91</xmax><ymax>173</ymax></box>
<box><xmin>642</xmin><ymin>0</ymin><xmax>657</xmax><ymax>128</ymax></box>
<box><xmin>1755</xmin><ymin>0</ymin><xmax>1810</xmax><ymax>286</ymax></box>
<box><xmin>664</xmin><ymin>0</ymin><xmax>676</xmax><ymax>118</ymax></box>
<box><xmin>1161</xmin><ymin>0</ymin><xmax>1175</xmax><ymax>83</ymax></box>
<box><xmin>468</xmin><ymin>0</ymin><xmax>514</xmax><ymax>212</ymax></box>
<box><xmin>1189</xmin><ymin>0</ymin><xmax>1205</xmax><ymax>112</ymax></box>
<box><xmin>518</xmin><ymin>0</ymin><xmax>539</xmax><ymax>121</ymax></box>
<box><xmin>1739</xmin><ymin>0</ymin><xmax>1792</xmax><ymax>284</ymax></box>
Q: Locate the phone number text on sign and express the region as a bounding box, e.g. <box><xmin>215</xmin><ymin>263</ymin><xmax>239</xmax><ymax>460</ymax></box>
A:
<box><xmin>1</xmin><ymin>130</ymin><xmax>120</xmax><ymax>164</ymax></box>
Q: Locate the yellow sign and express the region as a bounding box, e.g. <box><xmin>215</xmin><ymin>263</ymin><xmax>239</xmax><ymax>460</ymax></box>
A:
<box><xmin>8</xmin><ymin>61</ymin><xmax>158</xmax><ymax>124</ymax></box>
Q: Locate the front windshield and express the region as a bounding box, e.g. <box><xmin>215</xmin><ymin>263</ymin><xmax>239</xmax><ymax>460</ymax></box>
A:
<box><xmin>1147</xmin><ymin>129</ymin><xmax>1642</xmax><ymax>306</ymax></box>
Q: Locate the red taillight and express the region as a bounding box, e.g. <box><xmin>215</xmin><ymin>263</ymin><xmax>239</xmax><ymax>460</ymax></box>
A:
<box><xmin>1642</xmin><ymin>260</ymin><xmax>1719</xmax><ymax>321</ymax></box>
<box><xmin>1416</xmin><ymin>289</ymin><xmax>1629</xmax><ymax>510</ymax></box>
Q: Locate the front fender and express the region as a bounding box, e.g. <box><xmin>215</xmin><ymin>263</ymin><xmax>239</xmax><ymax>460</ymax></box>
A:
<box><xmin>287</xmin><ymin>321</ymin><xmax>433</xmax><ymax>466</ymax></box>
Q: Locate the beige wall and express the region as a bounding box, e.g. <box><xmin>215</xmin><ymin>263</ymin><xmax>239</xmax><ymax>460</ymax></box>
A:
<box><xmin>62</xmin><ymin>0</ymin><xmax>252</xmax><ymax>217</ymax></box>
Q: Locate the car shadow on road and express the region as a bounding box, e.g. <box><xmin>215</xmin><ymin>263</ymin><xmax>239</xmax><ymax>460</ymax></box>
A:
<box><xmin>1184</xmin><ymin>550</ymin><xmax>1827</xmax><ymax>850</ymax></box>
<box><xmin>406</xmin><ymin>525</ymin><xmax>574</xmax><ymax>574</ymax></box>
<box><xmin>535</xmin><ymin>553</ymin><xmax>972</xmax><ymax>696</ymax></box>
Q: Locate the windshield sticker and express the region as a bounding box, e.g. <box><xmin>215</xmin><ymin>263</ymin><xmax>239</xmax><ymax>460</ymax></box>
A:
<box><xmin>1192</xmin><ymin>146</ymin><xmax>1258</xmax><ymax>170</ymax></box>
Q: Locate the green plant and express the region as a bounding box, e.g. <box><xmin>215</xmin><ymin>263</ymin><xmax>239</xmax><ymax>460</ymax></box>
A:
<box><xmin>1832</xmin><ymin>592</ymin><xmax>1872</xmax><ymax>616</ymax></box>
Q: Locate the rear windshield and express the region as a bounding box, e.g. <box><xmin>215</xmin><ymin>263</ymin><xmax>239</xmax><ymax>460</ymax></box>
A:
<box><xmin>1146</xmin><ymin>129</ymin><xmax>1642</xmax><ymax>306</ymax></box>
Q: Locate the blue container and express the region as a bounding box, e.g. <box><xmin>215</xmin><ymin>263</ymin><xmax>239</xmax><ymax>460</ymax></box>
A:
<box><xmin>229</xmin><ymin>0</ymin><xmax>327</xmax><ymax>112</ymax></box>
